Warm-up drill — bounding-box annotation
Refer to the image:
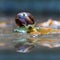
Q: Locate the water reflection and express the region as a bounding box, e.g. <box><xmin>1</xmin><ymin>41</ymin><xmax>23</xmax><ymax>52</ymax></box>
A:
<box><xmin>11</xmin><ymin>33</ymin><xmax>60</xmax><ymax>53</ymax></box>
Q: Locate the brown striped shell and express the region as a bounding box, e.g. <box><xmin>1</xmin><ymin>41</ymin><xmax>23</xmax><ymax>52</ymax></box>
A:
<box><xmin>15</xmin><ymin>12</ymin><xmax>34</xmax><ymax>27</ymax></box>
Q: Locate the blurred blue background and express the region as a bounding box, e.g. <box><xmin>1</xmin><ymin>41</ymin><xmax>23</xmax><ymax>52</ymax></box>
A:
<box><xmin>0</xmin><ymin>0</ymin><xmax>60</xmax><ymax>60</ymax></box>
<box><xmin>0</xmin><ymin>0</ymin><xmax>60</xmax><ymax>16</ymax></box>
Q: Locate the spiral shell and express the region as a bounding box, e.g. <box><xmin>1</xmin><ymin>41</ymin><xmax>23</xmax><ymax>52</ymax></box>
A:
<box><xmin>15</xmin><ymin>12</ymin><xmax>34</xmax><ymax>27</ymax></box>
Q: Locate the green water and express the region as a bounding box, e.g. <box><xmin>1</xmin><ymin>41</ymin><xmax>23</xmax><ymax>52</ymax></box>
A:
<box><xmin>0</xmin><ymin>47</ymin><xmax>60</xmax><ymax>60</ymax></box>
